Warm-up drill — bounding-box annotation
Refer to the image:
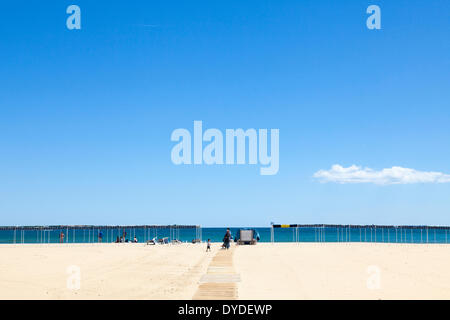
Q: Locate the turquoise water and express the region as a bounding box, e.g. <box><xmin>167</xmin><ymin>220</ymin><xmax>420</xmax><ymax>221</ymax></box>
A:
<box><xmin>1</xmin><ymin>226</ymin><xmax>449</xmax><ymax>244</ymax></box>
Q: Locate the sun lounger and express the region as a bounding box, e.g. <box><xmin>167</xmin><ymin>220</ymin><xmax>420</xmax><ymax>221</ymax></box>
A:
<box><xmin>146</xmin><ymin>237</ymin><xmax>157</xmax><ymax>245</ymax></box>
<box><xmin>158</xmin><ymin>237</ymin><xmax>169</xmax><ymax>244</ymax></box>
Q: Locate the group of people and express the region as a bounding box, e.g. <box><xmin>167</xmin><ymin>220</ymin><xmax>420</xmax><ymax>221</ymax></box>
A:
<box><xmin>58</xmin><ymin>231</ymin><xmax>138</xmax><ymax>243</ymax></box>
<box><xmin>115</xmin><ymin>231</ymin><xmax>138</xmax><ymax>243</ymax></box>
<box><xmin>115</xmin><ymin>236</ymin><xmax>138</xmax><ymax>243</ymax></box>
<box><xmin>58</xmin><ymin>229</ymin><xmax>233</xmax><ymax>247</ymax></box>
<box><xmin>206</xmin><ymin>228</ymin><xmax>232</xmax><ymax>252</ymax></box>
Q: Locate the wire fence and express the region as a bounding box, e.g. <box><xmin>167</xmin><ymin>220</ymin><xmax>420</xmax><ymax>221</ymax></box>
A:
<box><xmin>270</xmin><ymin>224</ymin><xmax>450</xmax><ymax>244</ymax></box>
<box><xmin>0</xmin><ymin>225</ymin><xmax>202</xmax><ymax>244</ymax></box>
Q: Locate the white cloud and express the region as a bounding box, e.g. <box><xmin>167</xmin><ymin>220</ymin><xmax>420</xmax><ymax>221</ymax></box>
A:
<box><xmin>314</xmin><ymin>164</ymin><xmax>450</xmax><ymax>185</ymax></box>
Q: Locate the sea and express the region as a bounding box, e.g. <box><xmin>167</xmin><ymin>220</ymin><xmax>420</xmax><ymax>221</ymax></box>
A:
<box><xmin>0</xmin><ymin>226</ymin><xmax>449</xmax><ymax>244</ymax></box>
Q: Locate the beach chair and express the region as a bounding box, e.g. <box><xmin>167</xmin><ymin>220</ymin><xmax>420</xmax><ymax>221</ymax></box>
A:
<box><xmin>146</xmin><ymin>237</ymin><xmax>157</xmax><ymax>245</ymax></box>
<box><xmin>158</xmin><ymin>237</ymin><xmax>169</xmax><ymax>244</ymax></box>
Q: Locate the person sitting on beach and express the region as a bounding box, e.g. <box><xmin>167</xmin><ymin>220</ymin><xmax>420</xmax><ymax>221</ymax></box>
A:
<box><xmin>133</xmin><ymin>236</ymin><xmax>138</xmax><ymax>243</ymax></box>
<box><xmin>115</xmin><ymin>236</ymin><xmax>120</xmax><ymax>243</ymax></box>
<box><xmin>206</xmin><ymin>239</ymin><xmax>211</xmax><ymax>252</ymax></box>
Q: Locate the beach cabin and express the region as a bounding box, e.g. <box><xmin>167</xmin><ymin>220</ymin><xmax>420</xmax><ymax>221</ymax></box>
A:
<box><xmin>235</xmin><ymin>229</ymin><xmax>260</xmax><ymax>245</ymax></box>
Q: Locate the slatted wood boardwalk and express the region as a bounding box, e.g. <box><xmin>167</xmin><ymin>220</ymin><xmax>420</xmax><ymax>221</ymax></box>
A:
<box><xmin>193</xmin><ymin>246</ymin><xmax>240</xmax><ymax>300</ymax></box>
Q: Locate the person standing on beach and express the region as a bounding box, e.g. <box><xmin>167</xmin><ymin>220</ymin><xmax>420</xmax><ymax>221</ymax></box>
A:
<box><xmin>223</xmin><ymin>228</ymin><xmax>231</xmax><ymax>250</ymax></box>
<box><xmin>98</xmin><ymin>231</ymin><xmax>103</xmax><ymax>243</ymax></box>
<box><xmin>60</xmin><ymin>232</ymin><xmax>64</xmax><ymax>243</ymax></box>
<box><xmin>206</xmin><ymin>239</ymin><xmax>211</xmax><ymax>252</ymax></box>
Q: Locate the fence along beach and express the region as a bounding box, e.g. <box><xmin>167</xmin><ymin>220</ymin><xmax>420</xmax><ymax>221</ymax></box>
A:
<box><xmin>1</xmin><ymin>224</ymin><xmax>450</xmax><ymax>244</ymax></box>
<box><xmin>0</xmin><ymin>225</ymin><xmax>202</xmax><ymax>244</ymax></box>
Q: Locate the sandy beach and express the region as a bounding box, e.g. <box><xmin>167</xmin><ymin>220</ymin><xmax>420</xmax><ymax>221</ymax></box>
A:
<box><xmin>1</xmin><ymin>242</ymin><xmax>450</xmax><ymax>299</ymax></box>
<box><xmin>235</xmin><ymin>243</ymin><xmax>450</xmax><ymax>299</ymax></box>
<box><xmin>0</xmin><ymin>243</ymin><xmax>217</xmax><ymax>300</ymax></box>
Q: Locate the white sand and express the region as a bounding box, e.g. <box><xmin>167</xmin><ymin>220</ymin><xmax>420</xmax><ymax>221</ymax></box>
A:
<box><xmin>234</xmin><ymin>243</ymin><xmax>450</xmax><ymax>299</ymax></box>
<box><xmin>1</xmin><ymin>242</ymin><xmax>450</xmax><ymax>299</ymax></box>
<box><xmin>0</xmin><ymin>243</ymin><xmax>216</xmax><ymax>300</ymax></box>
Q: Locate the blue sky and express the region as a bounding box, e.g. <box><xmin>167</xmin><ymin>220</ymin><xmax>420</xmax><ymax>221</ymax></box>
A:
<box><xmin>1</xmin><ymin>0</ymin><xmax>449</xmax><ymax>227</ymax></box>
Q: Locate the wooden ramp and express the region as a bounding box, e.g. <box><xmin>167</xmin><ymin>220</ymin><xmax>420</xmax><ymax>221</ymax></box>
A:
<box><xmin>193</xmin><ymin>247</ymin><xmax>240</xmax><ymax>300</ymax></box>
